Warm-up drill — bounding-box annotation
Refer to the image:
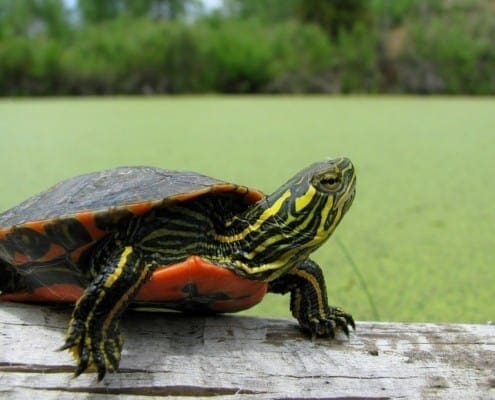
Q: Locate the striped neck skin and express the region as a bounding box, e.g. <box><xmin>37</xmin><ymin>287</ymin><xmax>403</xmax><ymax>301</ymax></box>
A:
<box><xmin>212</xmin><ymin>157</ymin><xmax>356</xmax><ymax>281</ymax></box>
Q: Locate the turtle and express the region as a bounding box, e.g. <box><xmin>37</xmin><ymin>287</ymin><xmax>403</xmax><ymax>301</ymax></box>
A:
<box><xmin>0</xmin><ymin>158</ymin><xmax>356</xmax><ymax>380</ymax></box>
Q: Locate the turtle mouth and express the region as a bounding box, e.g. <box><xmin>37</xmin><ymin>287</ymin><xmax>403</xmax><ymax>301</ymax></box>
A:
<box><xmin>342</xmin><ymin>174</ymin><xmax>356</xmax><ymax>215</ymax></box>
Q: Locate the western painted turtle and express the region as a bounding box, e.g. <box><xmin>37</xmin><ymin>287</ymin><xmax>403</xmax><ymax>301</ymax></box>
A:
<box><xmin>0</xmin><ymin>158</ymin><xmax>356</xmax><ymax>380</ymax></box>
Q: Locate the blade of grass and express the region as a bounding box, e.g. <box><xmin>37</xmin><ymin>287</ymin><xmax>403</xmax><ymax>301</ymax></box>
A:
<box><xmin>336</xmin><ymin>236</ymin><xmax>380</xmax><ymax>321</ymax></box>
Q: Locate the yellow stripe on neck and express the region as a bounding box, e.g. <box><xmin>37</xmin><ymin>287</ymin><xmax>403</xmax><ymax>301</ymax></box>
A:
<box><xmin>213</xmin><ymin>190</ymin><xmax>291</xmax><ymax>244</ymax></box>
<box><xmin>294</xmin><ymin>185</ymin><xmax>316</xmax><ymax>213</ymax></box>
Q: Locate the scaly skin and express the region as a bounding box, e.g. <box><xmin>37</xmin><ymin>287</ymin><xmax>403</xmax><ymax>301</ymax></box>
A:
<box><xmin>60</xmin><ymin>246</ymin><xmax>154</xmax><ymax>381</ymax></box>
<box><xmin>269</xmin><ymin>259</ymin><xmax>355</xmax><ymax>338</ymax></box>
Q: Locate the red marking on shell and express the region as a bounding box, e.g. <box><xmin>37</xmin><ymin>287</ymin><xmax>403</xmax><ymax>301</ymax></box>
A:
<box><xmin>136</xmin><ymin>256</ymin><xmax>268</xmax><ymax>312</ymax></box>
<box><xmin>169</xmin><ymin>189</ymin><xmax>211</xmax><ymax>202</ymax></box>
<box><xmin>20</xmin><ymin>220</ymin><xmax>46</xmax><ymax>234</ymax></box>
<box><xmin>39</xmin><ymin>243</ymin><xmax>67</xmax><ymax>262</ymax></box>
<box><xmin>13</xmin><ymin>252</ymin><xmax>30</xmax><ymax>265</ymax></box>
<box><xmin>126</xmin><ymin>201</ymin><xmax>155</xmax><ymax>215</ymax></box>
<box><xmin>243</xmin><ymin>188</ymin><xmax>264</xmax><ymax>204</ymax></box>
<box><xmin>166</xmin><ymin>184</ymin><xmax>264</xmax><ymax>205</ymax></box>
<box><xmin>0</xmin><ymin>221</ymin><xmax>45</xmax><ymax>238</ymax></box>
<box><xmin>1</xmin><ymin>256</ymin><xmax>268</xmax><ymax>313</ymax></box>
<box><xmin>0</xmin><ymin>283</ymin><xmax>83</xmax><ymax>302</ymax></box>
<box><xmin>74</xmin><ymin>211</ymin><xmax>107</xmax><ymax>241</ymax></box>
<box><xmin>70</xmin><ymin>242</ymin><xmax>94</xmax><ymax>262</ymax></box>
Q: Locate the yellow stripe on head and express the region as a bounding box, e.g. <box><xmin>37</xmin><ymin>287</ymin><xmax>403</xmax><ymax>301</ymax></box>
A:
<box><xmin>294</xmin><ymin>185</ymin><xmax>316</xmax><ymax>213</ymax></box>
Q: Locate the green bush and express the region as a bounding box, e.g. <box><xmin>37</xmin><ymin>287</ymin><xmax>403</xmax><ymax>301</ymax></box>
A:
<box><xmin>54</xmin><ymin>18</ymin><xmax>336</xmax><ymax>94</ymax></box>
<box><xmin>200</xmin><ymin>19</ymin><xmax>334</xmax><ymax>93</ymax></box>
<box><xmin>334</xmin><ymin>22</ymin><xmax>380</xmax><ymax>93</ymax></box>
<box><xmin>298</xmin><ymin>0</ymin><xmax>371</xmax><ymax>38</ymax></box>
<box><xmin>371</xmin><ymin>0</ymin><xmax>418</xmax><ymax>27</ymax></box>
<box><xmin>397</xmin><ymin>12</ymin><xmax>495</xmax><ymax>94</ymax></box>
<box><xmin>0</xmin><ymin>37</ymin><xmax>33</xmax><ymax>95</ymax></box>
<box><xmin>198</xmin><ymin>19</ymin><xmax>275</xmax><ymax>93</ymax></box>
<box><xmin>60</xmin><ymin>19</ymin><xmax>162</xmax><ymax>94</ymax></box>
<box><xmin>267</xmin><ymin>20</ymin><xmax>333</xmax><ymax>92</ymax></box>
<box><xmin>0</xmin><ymin>36</ymin><xmax>62</xmax><ymax>95</ymax></box>
<box><xmin>1</xmin><ymin>1</ymin><xmax>495</xmax><ymax>95</ymax></box>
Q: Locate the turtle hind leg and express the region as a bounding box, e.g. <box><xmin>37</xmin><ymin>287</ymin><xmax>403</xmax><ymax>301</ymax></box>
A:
<box><xmin>268</xmin><ymin>258</ymin><xmax>355</xmax><ymax>338</ymax></box>
<box><xmin>60</xmin><ymin>245</ymin><xmax>153</xmax><ymax>381</ymax></box>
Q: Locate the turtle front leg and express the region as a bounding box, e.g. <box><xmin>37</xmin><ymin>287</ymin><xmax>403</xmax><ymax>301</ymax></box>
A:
<box><xmin>268</xmin><ymin>259</ymin><xmax>355</xmax><ymax>338</ymax></box>
<box><xmin>60</xmin><ymin>246</ymin><xmax>153</xmax><ymax>380</ymax></box>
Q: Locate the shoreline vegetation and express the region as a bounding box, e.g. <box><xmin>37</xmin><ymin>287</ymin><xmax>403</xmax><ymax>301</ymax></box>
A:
<box><xmin>1</xmin><ymin>0</ymin><xmax>494</xmax><ymax>96</ymax></box>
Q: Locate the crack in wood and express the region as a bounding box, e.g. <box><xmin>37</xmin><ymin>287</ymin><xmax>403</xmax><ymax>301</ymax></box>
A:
<box><xmin>35</xmin><ymin>385</ymin><xmax>264</xmax><ymax>397</ymax></box>
<box><xmin>264</xmin><ymin>373</ymin><xmax>420</xmax><ymax>381</ymax></box>
<box><xmin>0</xmin><ymin>363</ymin><xmax>74</xmax><ymax>373</ymax></box>
<box><xmin>0</xmin><ymin>362</ymin><xmax>157</xmax><ymax>375</ymax></box>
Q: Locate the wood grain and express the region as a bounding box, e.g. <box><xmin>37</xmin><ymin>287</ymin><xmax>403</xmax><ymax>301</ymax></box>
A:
<box><xmin>0</xmin><ymin>302</ymin><xmax>494</xmax><ymax>399</ymax></box>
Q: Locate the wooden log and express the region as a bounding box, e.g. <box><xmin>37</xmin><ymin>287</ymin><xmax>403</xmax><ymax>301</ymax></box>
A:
<box><xmin>0</xmin><ymin>302</ymin><xmax>493</xmax><ymax>400</ymax></box>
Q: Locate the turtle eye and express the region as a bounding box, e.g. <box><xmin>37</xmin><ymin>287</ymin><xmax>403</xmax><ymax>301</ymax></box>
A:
<box><xmin>319</xmin><ymin>174</ymin><xmax>341</xmax><ymax>191</ymax></box>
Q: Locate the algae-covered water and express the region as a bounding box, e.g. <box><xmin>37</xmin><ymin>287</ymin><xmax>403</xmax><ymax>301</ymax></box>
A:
<box><xmin>1</xmin><ymin>96</ymin><xmax>493</xmax><ymax>323</ymax></box>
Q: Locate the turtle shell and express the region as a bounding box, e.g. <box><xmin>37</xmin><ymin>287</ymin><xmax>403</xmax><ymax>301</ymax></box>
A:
<box><xmin>0</xmin><ymin>167</ymin><xmax>267</xmax><ymax>312</ymax></box>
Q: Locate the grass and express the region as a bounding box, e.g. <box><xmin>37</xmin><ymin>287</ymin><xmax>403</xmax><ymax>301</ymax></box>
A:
<box><xmin>0</xmin><ymin>96</ymin><xmax>494</xmax><ymax>323</ymax></box>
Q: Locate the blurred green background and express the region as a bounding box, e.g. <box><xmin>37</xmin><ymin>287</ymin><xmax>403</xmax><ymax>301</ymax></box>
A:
<box><xmin>1</xmin><ymin>1</ymin><xmax>494</xmax><ymax>323</ymax></box>
<box><xmin>2</xmin><ymin>0</ymin><xmax>495</xmax><ymax>95</ymax></box>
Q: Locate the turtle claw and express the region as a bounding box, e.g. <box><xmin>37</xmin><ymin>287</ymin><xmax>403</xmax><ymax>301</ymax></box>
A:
<box><xmin>74</xmin><ymin>349</ymin><xmax>89</xmax><ymax>379</ymax></box>
<box><xmin>302</xmin><ymin>307</ymin><xmax>355</xmax><ymax>339</ymax></box>
<box><xmin>59</xmin><ymin>320</ymin><xmax>123</xmax><ymax>381</ymax></box>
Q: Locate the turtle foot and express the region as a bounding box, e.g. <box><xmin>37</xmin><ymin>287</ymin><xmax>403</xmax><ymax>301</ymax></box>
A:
<box><xmin>301</xmin><ymin>306</ymin><xmax>355</xmax><ymax>339</ymax></box>
<box><xmin>59</xmin><ymin>319</ymin><xmax>122</xmax><ymax>381</ymax></box>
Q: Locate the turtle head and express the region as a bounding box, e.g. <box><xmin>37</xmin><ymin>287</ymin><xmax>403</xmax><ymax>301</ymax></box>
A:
<box><xmin>274</xmin><ymin>157</ymin><xmax>356</xmax><ymax>244</ymax></box>
<box><xmin>231</xmin><ymin>157</ymin><xmax>356</xmax><ymax>280</ymax></box>
<box><xmin>218</xmin><ymin>157</ymin><xmax>355</xmax><ymax>281</ymax></box>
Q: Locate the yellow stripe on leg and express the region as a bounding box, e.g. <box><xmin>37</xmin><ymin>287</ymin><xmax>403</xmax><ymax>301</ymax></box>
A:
<box><xmin>290</xmin><ymin>269</ymin><xmax>326</xmax><ymax>320</ymax></box>
<box><xmin>104</xmin><ymin>246</ymin><xmax>134</xmax><ymax>288</ymax></box>
<box><xmin>68</xmin><ymin>246</ymin><xmax>135</xmax><ymax>371</ymax></box>
<box><xmin>100</xmin><ymin>253</ymin><xmax>151</xmax><ymax>370</ymax></box>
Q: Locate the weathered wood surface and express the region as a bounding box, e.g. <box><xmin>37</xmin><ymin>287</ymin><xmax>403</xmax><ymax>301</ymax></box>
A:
<box><xmin>0</xmin><ymin>302</ymin><xmax>493</xmax><ymax>400</ymax></box>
